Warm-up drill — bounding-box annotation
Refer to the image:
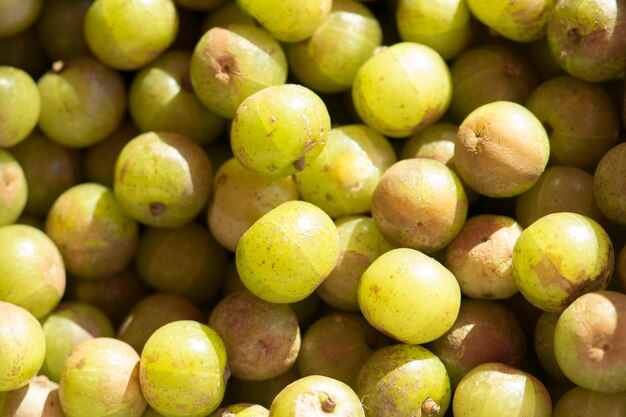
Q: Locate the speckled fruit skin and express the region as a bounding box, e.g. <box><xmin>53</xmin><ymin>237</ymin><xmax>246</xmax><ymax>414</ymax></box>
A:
<box><xmin>59</xmin><ymin>338</ymin><xmax>146</xmax><ymax>417</ymax></box>
<box><xmin>140</xmin><ymin>321</ymin><xmax>228</xmax><ymax>417</ymax></box>
<box><xmin>190</xmin><ymin>24</ymin><xmax>288</xmax><ymax>119</ymax></box>
<box><xmin>208</xmin><ymin>157</ymin><xmax>299</xmax><ymax>252</ymax></box>
<box><xmin>452</xmin><ymin>362</ymin><xmax>552</xmax><ymax>417</ymax></box>
<box><xmin>269</xmin><ymin>375</ymin><xmax>365</xmax><ymax>417</ymax></box>
<box><xmin>236</xmin><ymin>0</ymin><xmax>332</xmax><ymax>42</ymax></box>
<box><xmin>467</xmin><ymin>0</ymin><xmax>555</xmax><ymax>42</ymax></box>
<box><xmin>45</xmin><ymin>183</ymin><xmax>139</xmax><ymax>280</ymax></box>
<box><xmin>371</xmin><ymin>158</ymin><xmax>468</xmax><ymax>254</ymax></box>
<box><xmin>445</xmin><ymin>214</ymin><xmax>522</xmax><ymax>299</ymax></box>
<box><xmin>114</xmin><ymin>131</ymin><xmax>213</xmax><ymax>228</ymax></box>
<box><xmin>352</xmin><ymin>42</ymin><xmax>452</xmax><ymax>138</ymax></box>
<box><xmin>37</xmin><ymin>56</ymin><xmax>127</xmax><ymax>148</ymax></box>
<box><xmin>208</xmin><ymin>290</ymin><xmax>301</xmax><ymax>381</ymax></box>
<box><xmin>41</xmin><ymin>302</ymin><xmax>115</xmax><ymax>383</ymax></box>
<box><xmin>593</xmin><ymin>142</ymin><xmax>626</xmax><ymax>225</ymax></box>
<box><xmin>512</xmin><ymin>212</ymin><xmax>613</xmax><ymax>313</ymax></box>
<box><xmin>455</xmin><ymin>101</ymin><xmax>550</xmax><ymax>198</ymax></box>
<box><xmin>209</xmin><ymin>403</ymin><xmax>269</xmax><ymax>417</ymax></box>
<box><xmin>0</xmin><ymin>150</ymin><xmax>27</xmax><ymax>227</ymax></box>
<box><xmin>553</xmin><ymin>386</ymin><xmax>626</xmax><ymax>417</ymax></box>
<box><xmin>554</xmin><ymin>291</ymin><xmax>626</xmax><ymax>393</ymax></box>
<box><xmin>236</xmin><ymin>200</ymin><xmax>340</xmax><ymax>304</ymax></box>
<box><xmin>356</xmin><ymin>344</ymin><xmax>451</xmax><ymax>417</ymax></box>
<box><xmin>230</xmin><ymin>84</ymin><xmax>331</xmax><ymax>179</ymax></box>
<box><xmin>84</xmin><ymin>0</ymin><xmax>179</xmax><ymax>71</ymax></box>
<box><xmin>0</xmin><ymin>66</ymin><xmax>40</xmax><ymax>148</ymax></box>
<box><xmin>0</xmin><ymin>375</ymin><xmax>64</xmax><ymax>417</ymax></box>
<box><xmin>0</xmin><ymin>301</ymin><xmax>45</xmax><ymax>392</ymax></box>
<box><xmin>358</xmin><ymin>248</ymin><xmax>461</xmax><ymax>344</ymax></box>
<box><xmin>0</xmin><ymin>224</ymin><xmax>65</xmax><ymax>319</ymax></box>
<box><xmin>316</xmin><ymin>215</ymin><xmax>394</xmax><ymax>311</ymax></box>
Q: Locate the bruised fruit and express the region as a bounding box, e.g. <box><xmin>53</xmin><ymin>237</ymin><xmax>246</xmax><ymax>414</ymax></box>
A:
<box><xmin>0</xmin><ymin>375</ymin><xmax>63</xmax><ymax>417</ymax></box>
<box><xmin>0</xmin><ymin>224</ymin><xmax>65</xmax><ymax>319</ymax></box>
<box><xmin>59</xmin><ymin>338</ymin><xmax>146</xmax><ymax>417</ymax></box>
<box><xmin>358</xmin><ymin>248</ymin><xmax>461</xmax><ymax>344</ymax></box>
<box><xmin>209</xmin><ymin>290</ymin><xmax>301</xmax><ymax>381</ymax></box>
<box><xmin>0</xmin><ymin>66</ymin><xmax>40</xmax><ymax>148</ymax></box>
<box><xmin>140</xmin><ymin>321</ymin><xmax>229</xmax><ymax>417</ymax></box>
<box><xmin>236</xmin><ymin>200</ymin><xmax>340</xmax><ymax>304</ymax></box>
<box><xmin>512</xmin><ymin>212</ymin><xmax>613</xmax><ymax>312</ymax></box>
<box><xmin>357</xmin><ymin>344</ymin><xmax>451</xmax><ymax>417</ymax></box>
<box><xmin>45</xmin><ymin>183</ymin><xmax>139</xmax><ymax>280</ymax></box>
<box><xmin>0</xmin><ymin>149</ymin><xmax>27</xmax><ymax>226</ymax></box>
<box><xmin>0</xmin><ymin>302</ymin><xmax>45</xmax><ymax>392</ymax></box>
<box><xmin>114</xmin><ymin>131</ymin><xmax>213</xmax><ymax>228</ymax></box>
<box><xmin>554</xmin><ymin>290</ymin><xmax>626</xmax><ymax>393</ymax></box>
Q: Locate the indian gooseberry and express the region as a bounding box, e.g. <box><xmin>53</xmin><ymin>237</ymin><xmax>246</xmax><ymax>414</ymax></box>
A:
<box><xmin>37</xmin><ymin>56</ymin><xmax>126</xmax><ymax>148</ymax></box>
<box><xmin>534</xmin><ymin>311</ymin><xmax>569</xmax><ymax>382</ymax></box>
<box><xmin>0</xmin><ymin>224</ymin><xmax>65</xmax><ymax>319</ymax></box>
<box><xmin>225</xmin><ymin>366</ymin><xmax>301</xmax><ymax>409</ymax></box>
<box><xmin>454</xmin><ymin>100</ymin><xmax>550</xmax><ymax>197</ymax></box>
<box><xmin>236</xmin><ymin>0</ymin><xmax>332</xmax><ymax>42</ymax></box>
<box><xmin>0</xmin><ymin>149</ymin><xmax>27</xmax><ymax>226</ymax></box>
<box><xmin>114</xmin><ymin>131</ymin><xmax>213</xmax><ymax>228</ymax></box>
<box><xmin>40</xmin><ymin>301</ymin><xmax>115</xmax><ymax>383</ymax></box>
<box><xmin>358</xmin><ymin>248</ymin><xmax>461</xmax><ymax>344</ymax></box>
<box><xmin>371</xmin><ymin>158</ymin><xmax>468</xmax><ymax>254</ymax></box>
<box><xmin>316</xmin><ymin>215</ymin><xmax>394</xmax><ymax>311</ymax></box>
<box><xmin>83</xmin><ymin>0</ymin><xmax>179</xmax><ymax>71</ymax></box>
<box><xmin>528</xmin><ymin>36</ymin><xmax>568</xmax><ymax>80</ymax></box>
<box><xmin>0</xmin><ymin>30</ymin><xmax>49</xmax><ymax>79</ymax></box>
<box><xmin>209</xmin><ymin>290</ymin><xmax>301</xmax><ymax>381</ymax></box>
<box><xmin>400</xmin><ymin>122</ymin><xmax>457</xmax><ymax>162</ymax></box>
<box><xmin>210</xmin><ymin>404</ymin><xmax>268</xmax><ymax>417</ymax></box>
<box><xmin>449</xmin><ymin>44</ymin><xmax>537</xmax><ymax>122</ymax></box>
<box><xmin>452</xmin><ymin>362</ymin><xmax>552</xmax><ymax>417</ymax></box>
<box><xmin>236</xmin><ymin>200</ymin><xmax>340</xmax><ymax>304</ymax></box>
<box><xmin>190</xmin><ymin>24</ymin><xmax>288</xmax><ymax>119</ymax></box>
<box><xmin>45</xmin><ymin>183</ymin><xmax>139</xmax><ymax>280</ymax></box>
<box><xmin>466</xmin><ymin>0</ymin><xmax>554</xmax><ymax>42</ymax></box>
<box><xmin>525</xmin><ymin>75</ymin><xmax>619</xmax><ymax>170</ymax></box>
<box><xmin>201</xmin><ymin>2</ymin><xmax>255</xmax><ymax>32</ymax></box>
<box><xmin>515</xmin><ymin>165</ymin><xmax>607</xmax><ymax>228</ymax></box>
<box><xmin>0</xmin><ymin>301</ymin><xmax>45</xmax><ymax>392</ymax></box>
<box><xmin>269</xmin><ymin>375</ymin><xmax>365</xmax><ymax>417</ymax></box>
<box><xmin>0</xmin><ymin>0</ymin><xmax>42</xmax><ymax>39</ymax></box>
<box><xmin>444</xmin><ymin>214</ymin><xmax>522</xmax><ymax>299</ymax></box>
<box><xmin>59</xmin><ymin>337</ymin><xmax>146</xmax><ymax>417</ymax></box>
<box><xmin>396</xmin><ymin>0</ymin><xmax>475</xmax><ymax>60</ymax></box>
<box><xmin>287</xmin><ymin>0</ymin><xmax>383</xmax><ymax>94</ymax></box>
<box><xmin>294</xmin><ymin>124</ymin><xmax>396</xmax><ymax>219</ymax></box>
<box><xmin>10</xmin><ymin>131</ymin><xmax>80</xmax><ymax>217</ymax></box>
<box><xmin>512</xmin><ymin>212</ymin><xmax>613</xmax><ymax>313</ymax></box>
<box><xmin>352</xmin><ymin>42</ymin><xmax>452</xmax><ymax>138</ymax></box>
<box><xmin>0</xmin><ymin>66</ymin><xmax>40</xmax><ymax>148</ymax></box>
<box><xmin>140</xmin><ymin>320</ymin><xmax>229</xmax><ymax>417</ymax></box>
<box><xmin>554</xmin><ymin>290</ymin><xmax>626</xmax><ymax>393</ymax></box>
<box><xmin>593</xmin><ymin>142</ymin><xmax>626</xmax><ymax>225</ymax></box>
<box><xmin>117</xmin><ymin>293</ymin><xmax>205</xmax><ymax>354</ymax></box>
<box><xmin>35</xmin><ymin>0</ymin><xmax>91</xmax><ymax>60</ymax></box>
<box><xmin>546</xmin><ymin>0</ymin><xmax>626</xmax><ymax>82</ymax></box>
<box><xmin>296</xmin><ymin>312</ymin><xmax>389</xmax><ymax>389</ymax></box>
<box><xmin>208</xmin><ymin>157</ymin><xmax>299</xmax><ymax>252</ymax></box>
<box><xmin>135</xmin><ymin>222</ymin><xmax>228</xmax><ymax>304</ymax></box>
<box><xmin>230</xmin><ymin>84</ymin><xmax>331</xmax><ymax>178</ymax></box>
<box><xmin>129</xmin><ymin>50</ymin><xmax>225</xmax><ymax>145</ymax></box>
<box><xmin>426</xmin><ymin>299</ymin><xmax>527</xmax><ymax>388</ymax></box>
<box><xmin>0</xmin><ymin>375</ymin><xmax>64</xmax><ymax>417</ymax></box>
<box><xmin>356</xmin><ymin>344</ymin><xmax>451</xmax><ymax>417</ymax></box>
<box><xmin>553</xmin><ymin>386</ymin><xmax>626</xmax><ymax>417</ymax></box>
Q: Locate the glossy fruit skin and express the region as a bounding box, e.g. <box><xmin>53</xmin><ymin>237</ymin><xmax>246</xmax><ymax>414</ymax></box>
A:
<box><xmin>0</xmin><ymin>150</ymin><xmax>27</xmax><ymax>227</ymax></box>
<box><xmin>358</xmin><ymin>248</ymin><xmax>461</xmax><ymax>344</ymax></box>
<box><xmin>352</xmin><ymin>42</ymin><xmax>452</xmax><ymax>138</ymax></box>
<box><xmin>512</xmin><ymin>212</ymin><xmax>613</xmax><ymax>313</ymax></box>
<box><xmin>0</xmin><ymin>66</ymin><xmax>40</xmax><ymax>148</ymax></box>
<box><xmin>84</xmin><ymin>0</ymin><xmax>179</xmax><ymax>71</ymax></box>
<box><xmin>554</xmin><ymin>291</ymin><xmax>626</xmax><ymax>393</ymax></box>
<box><xmin>140</xmin><ymin>321</ymin><xmax>229</xmax><ymax>417</ymax></box>
<box><xmin>356</xmin><ymin>344</ymin><xmax>451</xmax><ymax>417</ymax></box>
<box><xmin>236</xmin><ymin>200</ymin><xmax>340</xmax><ymax>304</ymax></box>
<box><xmin>0</xmin><ymin>301</ymin><xmax>46</xmax><ymax>392</ymax></box>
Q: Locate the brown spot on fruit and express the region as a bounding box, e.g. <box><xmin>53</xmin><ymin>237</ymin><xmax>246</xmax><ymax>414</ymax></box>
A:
<box><xmin>149</xmin><ymin>202</ymin><xmax>166</xmax><ymax>216</ymax></box>
<box><xmin>421</xmin><ymin>397</ymin><xmax>441</xmax><ymax>415</ymax></box>
<box><xmin>568</xmin><ymin>28</ymin><xmax>581</xmax><ymax>43</ymax></box>
<box><xmin>76</xmin><ymin>359</ymin><xmax>86</xmax><ymax>369</ymax></box>
<box><xmin>294</xmin><ymin>157</ymin><xmax>306</xmax><ymax>171</ymax></box>
<box><xmin>205</xmin><ymin>28</ymin><xmax>242</xmax><ymax>86</ymax></box>
<box><xmin>321</xmin><ymin>396</ymin><xmax>336</xmax><ymax>413</ymax></box>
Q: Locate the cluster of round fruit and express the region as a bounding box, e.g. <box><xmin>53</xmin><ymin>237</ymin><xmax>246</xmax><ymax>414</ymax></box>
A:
<box><xmin>1</xmin><ymin>0</ymin><xmax>626</xmax><ymax>416</ymax></box>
